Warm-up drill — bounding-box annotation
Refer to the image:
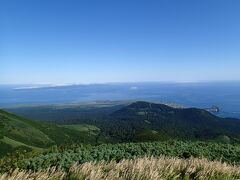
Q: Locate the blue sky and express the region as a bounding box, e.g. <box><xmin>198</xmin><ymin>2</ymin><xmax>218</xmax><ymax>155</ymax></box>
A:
<box><xmin>1</xmin><ymin>0</ymin><xmax>240</xmax><ymax>84</ymax></box>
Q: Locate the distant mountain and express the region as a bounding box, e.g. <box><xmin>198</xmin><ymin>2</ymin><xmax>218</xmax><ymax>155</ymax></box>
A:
<box><xmin>108</xmin><ymin>101</ymin><xmax>240</xmax><ymax>142</ymax></box>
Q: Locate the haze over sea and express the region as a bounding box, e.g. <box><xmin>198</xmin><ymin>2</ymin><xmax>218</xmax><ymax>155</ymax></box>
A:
<box><xmin>1</xmin><ymin>81</ymin><xmax>240</xmax><ymax>119</ymax></box>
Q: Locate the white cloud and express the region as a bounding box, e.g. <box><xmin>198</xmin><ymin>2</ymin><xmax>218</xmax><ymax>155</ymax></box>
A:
<box><xmin>130</xmin><ymin>86</ymin><xmax>138</xmax><ymax>90</ymax></box>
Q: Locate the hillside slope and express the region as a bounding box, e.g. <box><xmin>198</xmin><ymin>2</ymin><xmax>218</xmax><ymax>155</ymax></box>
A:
<box><xmin>0</xmin><ymin>110</ymin><xmax>100</xmax><ymax>157</ymax></box>
<box><xmin>0</xmin><ymin>110</ymin><xmax>54</xmax><ymax>147</ymax></box>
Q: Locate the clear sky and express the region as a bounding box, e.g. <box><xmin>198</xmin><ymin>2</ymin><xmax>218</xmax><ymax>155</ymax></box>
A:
<box><xmin>1</xmin><ymin>0</ymin><xmax>240</xmax><ymax>84</ymax></box>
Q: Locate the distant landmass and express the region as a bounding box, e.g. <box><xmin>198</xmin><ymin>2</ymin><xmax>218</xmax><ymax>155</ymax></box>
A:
<box><xmin>1</xmin><ymin>82</ymin><xmax>240</xmax><ymax>119</ymax></box>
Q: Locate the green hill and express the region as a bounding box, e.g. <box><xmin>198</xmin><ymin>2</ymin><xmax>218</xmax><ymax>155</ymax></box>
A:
<box><xmin>0</xmin><ymin>110</ymin><xmax>54</xmax><ymax>147</ymax></box>
<box><xmin>0</xmin><ymin>110</ymin><xmax>100</xmax><ymax>157</ymax></box>
<box><xmin>108</xmin><ymin>101</ymin><xmax>240</xmax><ymax>142</ymax></box>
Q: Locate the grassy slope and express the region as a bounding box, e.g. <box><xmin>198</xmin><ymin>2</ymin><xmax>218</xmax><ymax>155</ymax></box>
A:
<box><xmin>61</xmin><ymin>124</ymin><xmax>100</xmax><ymax>134</ymax></box>
<box><xmin>0</xmin><ymin>110</ymin><xmax>100</xmax><ymax>157</ymax></box>
<box><xmin>1</xmin><ymin>136</ymin><xmax>43</xmax><ymax>151</ymax></box>
<box><xmin>0</xmin><ymin>110</ymin><xmax>54</xmax><ymax>150</ymax></box>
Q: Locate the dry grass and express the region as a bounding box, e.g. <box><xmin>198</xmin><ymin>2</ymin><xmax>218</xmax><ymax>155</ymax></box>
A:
<box><xmin>1</xmin><ymin>156</ymin><xmax>240</xmax><ymax>180</ymax></box>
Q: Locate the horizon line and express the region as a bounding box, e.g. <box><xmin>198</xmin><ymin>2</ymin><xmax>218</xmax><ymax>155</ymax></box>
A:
<box><xmin>1</xmin><ymin>80</ymin><xmax>240</xmax><ymax>87</ymax></box>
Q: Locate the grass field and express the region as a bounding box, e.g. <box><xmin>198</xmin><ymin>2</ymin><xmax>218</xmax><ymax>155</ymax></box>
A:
<box><xmin>1</xmin><ymin>157</ymin><xmax>240</xmax><ymax>180</ymax></box>
<box><xmin>0</xmin><ymin>110</ymin><xmax>103</xmax><ymax>157</ymax></box>
<box><xmin>61</xmin><ymin>124</ymin><xmax>100</xmax><ymax>135</ymax></box>
<box><xmin>0</xmin><ymin>136</ymin><xmax>43</xmax><ymax>151</ymax></box>
<box><xmin>61</xmin><ymin>124</ymin><xmax>100</xmax><ymax>136</ymax></box>
<box><xmin>0</xmin><ymin>110</ymin><xmax>55</xmax><ymax>148</ymax></box>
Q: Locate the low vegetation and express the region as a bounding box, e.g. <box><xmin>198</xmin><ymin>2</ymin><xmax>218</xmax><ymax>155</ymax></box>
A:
<box><xmin>1</xmin><ymin>141</ymin><xmax>240</xmax><ymax>174</ymax></box>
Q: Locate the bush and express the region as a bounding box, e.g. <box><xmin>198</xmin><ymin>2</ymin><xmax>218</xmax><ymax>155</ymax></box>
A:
<box><xmin>1</xmin><ymin>140</ymin><xmax>238</xmax><ymax>172</ymax></box>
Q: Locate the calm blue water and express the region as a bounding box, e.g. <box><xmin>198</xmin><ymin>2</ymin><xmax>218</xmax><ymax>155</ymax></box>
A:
<box><xmin>1</xmin><ymin>82</ymin><xmax>240</xmax><ymax>118</ymax></box>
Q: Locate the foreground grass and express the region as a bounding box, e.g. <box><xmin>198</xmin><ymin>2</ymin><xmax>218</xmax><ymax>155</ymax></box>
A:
<box><xmin>1</xmin><ymin>157</ymin><xmax>240</xmax><ymax>180</ymax></box>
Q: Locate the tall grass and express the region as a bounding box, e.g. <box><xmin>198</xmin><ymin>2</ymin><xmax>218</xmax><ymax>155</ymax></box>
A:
<box><xmin>1</xmin><ymin>156</ymin><xmax>240</xmax><ymax>180</ymax></box>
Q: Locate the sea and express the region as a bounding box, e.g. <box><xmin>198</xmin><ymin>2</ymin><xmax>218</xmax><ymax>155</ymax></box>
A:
<box><xmin>1</xmin><ymin>81</ymin><xmax>240</xmax><ymax>119</ymax></box>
